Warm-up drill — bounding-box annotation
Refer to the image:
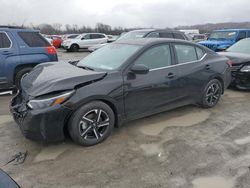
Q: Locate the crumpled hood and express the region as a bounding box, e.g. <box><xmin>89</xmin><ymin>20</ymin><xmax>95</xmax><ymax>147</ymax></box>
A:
<box><xmin>21</xmin><ymin>61</ymin><xmax>106</xmax><ymax>97</ymax></box>
<box><xmin>218</xmin><ymin>52</ymin><xmax>250</xmax><ymax>65</ymax></box>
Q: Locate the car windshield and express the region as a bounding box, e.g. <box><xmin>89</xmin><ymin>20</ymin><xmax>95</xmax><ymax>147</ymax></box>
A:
<box><xmin>117</xmin><ymin>31</ymin><xmax>148</xmax><ymax>41</ymax></box>
<box><xmin>209</xmin><ymin>31</ymin><xmax>237</xmax><ymax>40</ymax></box>
<box><xmin>68</xmin><ymin>35</ymin><xmax>78</xmax><ymax>39</ymax></box>
<box><xmin>77</xmin><ymin>43</ymin><xmax>141</xmax><ymax>71</ymax></box>
<box><xmin>227</xmin><ymin>39</ymin><xmax>250</xmax><ymax>54</ymax></box>
<box><xmin>76</xmin><ymin>35</ymin><xmax>83</xmax><ymax>39</ymax></box>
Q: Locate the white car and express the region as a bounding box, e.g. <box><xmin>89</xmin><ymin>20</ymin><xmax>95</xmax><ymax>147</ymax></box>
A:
<box><xmin>61</xmin><ymin>33</ymin><xmax>108</xmax><ymax>52</ymax></box>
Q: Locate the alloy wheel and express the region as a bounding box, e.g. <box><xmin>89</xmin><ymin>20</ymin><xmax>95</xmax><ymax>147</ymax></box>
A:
<box><xmin>205</xmin><ymin>83</ymin><xmax>220</xmax><ymax>106</ymax></box>
<box><xmin>79</xmin><ymin>109</ymin><xmax>110</xmax><ymax>141</ymax></box>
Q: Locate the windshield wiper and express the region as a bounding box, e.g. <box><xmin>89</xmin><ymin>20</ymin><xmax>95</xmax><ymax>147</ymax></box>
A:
<box><xmin>77</xmin><ymin>65</ymin><xmax>95</xmax><ymax>71</ymax></box>
<box><xmin>68</xmin><ymin>60</ymin><xmax>80</xmax><ymax>65</ymax></box>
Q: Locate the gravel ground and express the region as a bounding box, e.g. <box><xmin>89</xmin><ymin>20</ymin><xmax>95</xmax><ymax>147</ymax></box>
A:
<box><xmin>0</xmin><ymin>49</ymin><xmax>250</xmax><ymax>188</ymax></box>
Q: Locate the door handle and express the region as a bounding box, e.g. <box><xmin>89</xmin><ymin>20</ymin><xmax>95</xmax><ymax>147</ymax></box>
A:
<box><xmin>167</xmin><ymin>72</ymin><xmax>175</xmax><ymax>79</ymax></box>
<box><xmin>205</xmin><ymin>64</ymin><xmax>211</xmax><ymax>70</ymax></box>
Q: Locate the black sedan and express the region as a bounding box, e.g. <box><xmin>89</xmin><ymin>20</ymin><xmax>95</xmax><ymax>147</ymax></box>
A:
<box><xmin>10</xmin><ymin>39</ymin><xmax>231</xmax><ymax>146</ymax></box>
<box><xmin>219</xmin><ymin>38</ymin><xmax>250</xmax><ymax>90</ymax></box>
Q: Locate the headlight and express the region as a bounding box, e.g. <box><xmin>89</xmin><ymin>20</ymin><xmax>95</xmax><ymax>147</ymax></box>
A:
<box><xmin>240</xmin><ymin>65</ymin><xmax>250</xmax><ymax>72</ymax></box>
<box><xmin>27</xmin><ymin>90</ymin><xmax>74</xmax><ymax>110</ymax></box>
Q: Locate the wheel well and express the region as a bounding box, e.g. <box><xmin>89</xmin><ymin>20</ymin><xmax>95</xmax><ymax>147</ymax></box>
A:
<box><xmin>71</xmin><ymin>43</ymin><xmax>79</xmax><ymax>48</ymax></box>
<box><xmin>214</xmin><ymin>76</ymin><xmax>224</xmax><ymax>94</ymax></box>
<box><xmin>14</xmin><ymin>64</ymin><xmax>36</xmax><ymax>83</ymax></box>
<box><xmin>99</xmin><ymin>99</ymin><xmax>119</xmax><ymax>128</ymax></box>
<box><xmin>63</xmin><ymin>99</ymin><xmax>119</xmax><ymax>137</ymax></box>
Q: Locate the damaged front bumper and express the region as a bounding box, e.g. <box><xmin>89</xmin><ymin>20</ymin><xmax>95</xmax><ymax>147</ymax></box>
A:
<box><xmin>231</xmin><ymin>71</ymin><xmax>250</xmax><ymax>90</ymax></box>
<box><xmin>10</xmin><ymin>92</ymin><xmax>72</xmax><ymax>143</ymax></box>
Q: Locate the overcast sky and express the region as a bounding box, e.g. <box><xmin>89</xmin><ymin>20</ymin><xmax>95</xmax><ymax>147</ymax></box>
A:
<box><xmin>1</xmin><ymin>0</ymin><xmax>250</xmax><ymax>28</ymax></box>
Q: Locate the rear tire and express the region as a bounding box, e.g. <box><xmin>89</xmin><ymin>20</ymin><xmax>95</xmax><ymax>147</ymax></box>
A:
<box><xmin>15</xmin><ymin>67</ymin><xmax>32</xmax><ymax>89</ymax></box>
<box><xmin>70</xmin><ymin>44</ymin><xmax>79</xmax><ymax>52</ymax></box>
<box><xmin>200</xmin><ymin>79</ymin><xmax>222</xmax><ymax>108</ymax></box>
<box><xmin>68</xmin><ymin>101</ymin><xmax>115</xmax><ymax>146</ymax></box>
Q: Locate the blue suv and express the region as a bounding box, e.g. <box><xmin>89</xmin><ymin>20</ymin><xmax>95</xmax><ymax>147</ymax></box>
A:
<box><xmin>199</xmin><ymin>29</ymin><xmax>250</xmax><ymax>52</ymax></box>
<box><xmin>0</xmin><ymin>26</ymin><xmax>58</xmax><ymax>91</ymax></box>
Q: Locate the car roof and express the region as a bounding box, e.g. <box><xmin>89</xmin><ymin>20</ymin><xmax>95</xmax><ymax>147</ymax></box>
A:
<box><xmin>0</xmin><ymin>26</ymin><xmax>39</xmax><ymax>32</ymax></box>
<box><xmin>81</xmin><ymin>33</ymin><xmax>106</xmax><ymax>35</ymax></box>
<box><xmin>114</xmin><ymin>38</ymin><xmax>195</xmax><ymax>46</ymax></box>
<box><xmin>128</xmin><ymin>28</ymin><xmax>184</xmax><ymax>33</ymax></box>
<box><xmin>214</xmin><ymin>29</ymin><xmax>250</xmax><ymax>32</ymax></box>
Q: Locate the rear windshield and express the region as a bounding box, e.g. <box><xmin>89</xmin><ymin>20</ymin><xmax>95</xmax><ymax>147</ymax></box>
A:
<box><xmin>117</xmin><ymin>31</ymin><xmax>148</xmax><ymax>41</ymax></box>
<box><xmin>18</xmin><ymin>32</ymin><xmax>50</xmax><ymax>47</ymax></box>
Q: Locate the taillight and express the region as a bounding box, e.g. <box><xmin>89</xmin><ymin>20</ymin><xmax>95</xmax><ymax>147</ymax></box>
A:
<box><xmin>227</xmin><ymin>59</ymin><xmax>233</xmax><ymax>67</ymax></box>
<box><xmin>47</xmin><ymin>46</ymin><xmax>57</xmax><ymax>55</ymax></box>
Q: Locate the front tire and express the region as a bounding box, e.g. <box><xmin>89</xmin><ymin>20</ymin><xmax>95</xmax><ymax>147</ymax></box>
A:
<box><xmin>200</xmin><ymin>79</ymin><xmax>222</xmax><ymax>108</ymax></box>
<box><xmin>68</xmin><ymin>101</ymin><xmax>115</xmax><ymax>146</ymax></box>
<box><xmin>70</xmin><ymin>44</ymin><xmax>79</xmax><ymax>52</ymax></box>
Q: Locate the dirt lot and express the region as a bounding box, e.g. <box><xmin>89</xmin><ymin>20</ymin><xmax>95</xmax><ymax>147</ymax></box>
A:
<box><xmin>0</xmin><ymin>49</ymin><xmax>250</xmax><ymax>188</ymax></box>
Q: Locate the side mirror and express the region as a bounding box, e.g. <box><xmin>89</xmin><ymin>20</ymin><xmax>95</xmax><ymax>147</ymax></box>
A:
<box><xmin>81</xmin><ymin>37</ymin><xmax>85</xmax><ymax>40</ymax></box>
<box><xmin>130</xmin><ymin>64</ymin><xmax>149</xmax><ymax>74</ymax></box>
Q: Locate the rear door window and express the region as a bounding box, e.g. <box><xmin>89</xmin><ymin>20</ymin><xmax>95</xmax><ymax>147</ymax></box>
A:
<box><xmin>196</xmin><ymin>47</ymin><xmax>205</xmax><ymax>59</ymax></box>
<box><xmin>83</xmin><ymin>34</ymin><xmax>91</xmax><ymax>40</ymax></box>
<box><xmin>146</xmin><ymin>32</ymin><xmax>160</xmax><ymax>38</ymax></box>
<box><xmin>174</xmin><ymin>44</ymin><xmax>198</xmax><ymax>64</ymax></box>
<box><xmin>18</xmin><ymin>32</ymin><xmax>49</xmax><ymax>47</ymax></box>
<box><xmin>159</xmin><ymin>32</ymin><xmax>174</xmax><ymax>39</ymax></box>
<box><xmin>0</xmin><ymin>32</ymin><xmax>11</xmax><ymax>48</ymax></box>
<box><xmin>173</xmin><ymin>33</ymin><xmax>185</xmax><ymax>40</ymax></box>
<box><xmin>91</xmin><ymin>34</ymin><xmax>105</xmax><ymax>39</ymax></box>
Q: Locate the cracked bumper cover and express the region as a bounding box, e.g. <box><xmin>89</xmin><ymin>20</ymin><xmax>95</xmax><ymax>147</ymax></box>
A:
<box><xmin>10</xmin><ymin>95</ymin><xmax>72</xmax><ymax>143</ymax></box>
<box><xmin>231</xmin><ymin>71</ymin><xmax>250</xmax><ymax>90</ymax></box>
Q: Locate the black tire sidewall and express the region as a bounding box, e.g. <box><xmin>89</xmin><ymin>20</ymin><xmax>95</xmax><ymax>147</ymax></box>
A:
<box><xmin>201</xmin><ymin>79</ymin><xmax>222</xmax><ymax>108</ymax></box>
<box><xmin>68</xmin><ymin>101</ymin><xmax>115</xmax><ymax>146</ymax></box>
<box><xmin>70</xmin><ymin>44</ymin><xmax>79</xmax><ymax>52</ymax></box>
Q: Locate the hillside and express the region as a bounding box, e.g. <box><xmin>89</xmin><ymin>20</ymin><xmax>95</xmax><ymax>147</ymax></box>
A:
<box><xmin>175</xmin><ymin>22</ymin><xmax>250</xmax><ymax>33</ymax></box>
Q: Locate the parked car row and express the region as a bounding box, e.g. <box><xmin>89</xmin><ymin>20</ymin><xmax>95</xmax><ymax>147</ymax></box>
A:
<box><xmin>199</xmin><ymin>29</ymin><xmax>250</xmax><ymax>51</ymax></box>
<box><xmin>41</xmin><ymin>33</ymin><xmax>120</xmax><ymax>50</ymax></box>
<box><xmin>74</xmin><ymin>29</ymin><xmax>190</xmax><ymax>52</ymax></box>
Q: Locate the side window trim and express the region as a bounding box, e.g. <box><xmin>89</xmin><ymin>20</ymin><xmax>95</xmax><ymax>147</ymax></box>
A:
<box><xmin>146</xmin><ymin>32</ymin><xmax>160</xmax><ymax>38</ymax></box>
<box><xmin>133</xmin><ymin>43</ymin><xmax>173</xmax><ymax>71</ymax></box>
<box><xmin>172</xmin><ymin>42</ymin><xmax>207</xmax><ymax>65</ymax></box>
<box><xmin>195</xmin><ymin>47</ymin><xmax>206</xmax><ymax>60</ymax></box>
<box><xmin>0</xmin><ymin>31</ymin><xmax>12</xmax><ymax>49</ymax></box>
<box><xmin>173</xmin><ymin>32</ymin><xmax>185</xmax><ymax>40</ymax></box>
<box><xmin>84</xmin><ymin>34</ymin><xmax>91</xmax><ymax>39</ymax></box>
